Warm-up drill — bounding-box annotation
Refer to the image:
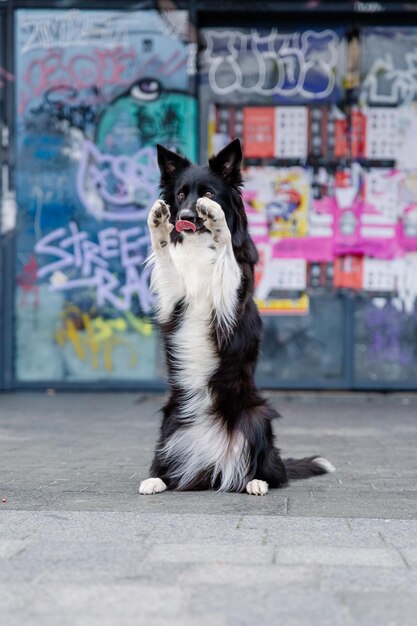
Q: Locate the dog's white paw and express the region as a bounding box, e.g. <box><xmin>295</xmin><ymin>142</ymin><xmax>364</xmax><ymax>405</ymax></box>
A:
<box><xmin>148</xmin><ymin>200</ymin><xmax>173</xmax><ymax>248</ymax></box>
<box><xmin>196</xmin><ymin>197</ymin><xmax>230</xmax><ymax>243</ymax></box>
<box><xmin>139</xmin><ymin>477</ymin><xmax>167</xmax><ymax>495</ymax></box>
<box><xmin>246</xmin><ymin>479</ymin><xmax>269</xmax><ymax>496</ymax></box>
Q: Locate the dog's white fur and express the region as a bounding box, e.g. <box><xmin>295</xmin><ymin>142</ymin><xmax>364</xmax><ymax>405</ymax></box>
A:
<box><xmin>246</xmin><ymin>479</ymin><xmax>268</xmax><ymax>495</ymax></box>
<box><xmin>142</xmin><ymin>197</ymin><xmax>254</xmax><ymax>493</ymax></box>
<box><xmin>139</xmin><ymin>477</ymin><xmax>167</xmax><ymax>495</ymax></box>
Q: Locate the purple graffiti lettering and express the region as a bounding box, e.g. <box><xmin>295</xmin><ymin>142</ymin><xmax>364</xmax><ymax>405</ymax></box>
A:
<box><xmin>80</xmin><ymin>240</ymin><xmax>109</xmax><ymax>277</ymax></box>
<box><xmin>35</xmin><ymin>227</ymin><xmax>74</xmax><ymax>277</ymax></box>
<box><xmin>77</xmin><ymin>141</ymin><xmax>159</xmax><ymax>222</ymax></box>
<box><xmin>98</xmin><ymin>227</ymin><xmax>120</xmax><ymax>259</ymax></box>
<box><xmin>364</xmin><ymin>303</ymin><xmax>413</xmax><ymax>366</ymax></box>
<box><xmin>119</xmin><ymin>227</ymin><xmax>144</xmax><ymax>267</ymax></box>
<box><xmin>35</xmin><ymin>222</ymin><xmax>153</xmax><ymax>312</ymax></box>
<box><xmin>60</xmin><ymin>221</ymin><xmax>88</xmax><ymax>269</ymax></box>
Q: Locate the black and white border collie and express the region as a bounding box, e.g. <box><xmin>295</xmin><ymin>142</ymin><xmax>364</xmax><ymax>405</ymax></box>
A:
<box><xmin>139</xmin><ymin>139</ymin><xmax>334</xmax><ymax>496</ymax></box>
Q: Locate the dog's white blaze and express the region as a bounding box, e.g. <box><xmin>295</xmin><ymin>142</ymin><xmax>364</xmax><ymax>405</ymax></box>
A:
<box><xmin>170</xmin><ymin>234</ymin><xmax>219</xmax><ymax>394</ymax></box>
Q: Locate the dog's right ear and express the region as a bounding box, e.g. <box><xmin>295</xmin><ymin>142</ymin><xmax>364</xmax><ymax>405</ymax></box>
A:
<box><xmin>157</xmin><ymin>145</ymin><xmax>190</xmax><ymax>185</ymax></box>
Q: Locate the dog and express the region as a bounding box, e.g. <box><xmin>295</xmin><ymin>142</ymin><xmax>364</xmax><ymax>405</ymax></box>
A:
<box><xmin>139</xmin><ymin>138</ymin><xmax>334</xmax><ymax>496</ymax></box>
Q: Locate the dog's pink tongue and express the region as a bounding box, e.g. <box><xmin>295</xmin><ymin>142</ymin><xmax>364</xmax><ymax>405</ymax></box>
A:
<box><xmin>175</xmin><ymin>220</ymin><xmax>196</xmax><ymax>233</ymax></box>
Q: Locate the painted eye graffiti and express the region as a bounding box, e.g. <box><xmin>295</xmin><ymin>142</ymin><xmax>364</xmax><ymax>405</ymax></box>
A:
<box><xmin>130</xmin><ymin>78</ymin><xmax>161</xmax><ymax>102</ymax></box>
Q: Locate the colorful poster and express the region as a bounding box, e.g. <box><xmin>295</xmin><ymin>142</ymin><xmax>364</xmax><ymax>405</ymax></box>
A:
<box><xmin>274</xmin><ymin>107</ymin><xmax>308</xmax><ymax>159</ymax></box>
<box><xmin>243</xmin><ymin>107</ymin><xmax>275</xmax><ymax>158</ymax></box>
<box><xmin>244</xmin><ymin>167</ymin><xmax>309</xmax><ymax>239</ymax></box>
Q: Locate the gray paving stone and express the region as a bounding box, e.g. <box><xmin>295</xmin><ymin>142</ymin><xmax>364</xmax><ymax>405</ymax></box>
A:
<box><xmin>320</xmin><ymin>565</ymin><xmax>417</xmax><ymax>593</ymax></box>
<box><xmin>144</xmin><ymin>513</ymin><xmax>270</xmax><ymax>544</ymax></box>
<box><xmin>348</xmin><ymin>518</ymin><xmax>417</xmax><ymax>548</ymax></box>
<box><xmin>178</xmin><ymin>563</ymin><xmax>318</xmax><ymax>587</ymax></box>
<box><xmin>274</xmin><ymin>545</ymin><xmax>404</xmax><ymax>568</ymax></box>
<box><xmin>188</xmin><ymin>587</ymin><xmax>351</xmax><ymax>626</ymax></box>
<box><xmin>8</xmin><ymin>540</ymin><xmax>149</xmax><ymax>575</ymax></box>
<box><xmin>145</xmin><ymin>543</ymin><xmax>274</xmax><ymax>565</ymax></box>
<box><xmin>0</xmin><ymin>539</ymin><xmax>30</xmax><ymax>559</ymax></box>
<box><xmin>0</xmin><ymin>511</ymin><xmax>157</xmax><ymax>541</ymax></box>
<box><xmin>398</xmin><ymin>549</ymin><xmax>417</xmax><ymax>568</ymax></box>
<box><xmin>343</xmin><ymin>592</ymin><xmax>417</xmax><ymax>626</ymax></box>
<box><xmin>0</xmin><ymin>583</ymin><xmax>187</xmax><ymax>624</ymax></box>
<box><xmin>240</xmin><ymin>516</ymin><xmax>385</xmax><ymax>547</ymax></box>
<box><xmin>288</xmin><ymin>491</ymin><xmax>417</xmax><ymax>519</ymax></box>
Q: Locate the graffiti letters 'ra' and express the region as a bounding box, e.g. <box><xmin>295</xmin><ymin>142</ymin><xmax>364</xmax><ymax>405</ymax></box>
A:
<box><xmin>35</xmin><ymin>222</ymin><xmax>153</xmax><ymax>312</ymax></box>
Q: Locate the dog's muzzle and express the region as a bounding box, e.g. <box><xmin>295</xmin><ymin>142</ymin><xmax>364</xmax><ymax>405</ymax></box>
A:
<box><xmin>176</xmin><ymin>208</ymin><xmax>205</xmax><ymax>233</ymax></box>
<box><xmin>178</xmin><ymin>208</ymin><xmax>197</xmax><ymax>224</ymax></box>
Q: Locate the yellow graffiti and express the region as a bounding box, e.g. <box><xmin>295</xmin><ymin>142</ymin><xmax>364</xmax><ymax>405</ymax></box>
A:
<box><xmin>55</xmin><ymin>305</ymin><xmax>154</xmax><ymax>372</ymax></box>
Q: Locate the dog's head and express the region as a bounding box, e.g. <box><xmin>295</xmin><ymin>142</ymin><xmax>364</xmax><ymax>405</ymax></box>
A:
<box><xmin>156</xmin><ymin>139</ymin><xmax>258</xmax><ymax>264</ymax></box>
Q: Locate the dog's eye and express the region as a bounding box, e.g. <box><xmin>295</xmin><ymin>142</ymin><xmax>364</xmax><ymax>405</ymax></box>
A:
<box><xmin>205</xmin><ymin>191</ymin><xmax>213</xmax><ymax>198</ymax></box>
<box><xmin>177</xmin><ymin>192</ymin><xmax>185</xmax><ymax>201</ymax></box>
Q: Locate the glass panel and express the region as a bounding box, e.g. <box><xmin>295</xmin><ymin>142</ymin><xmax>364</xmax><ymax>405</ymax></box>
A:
<box><xmin>354</xmin><ymin>296</ymin><xmax>417</xmax><ymax>385</ymax></box>
<box><xmin>257</xmin><ymin>295</ymin><xmax>346</xmax><ymax>385</ymax></box>
<box><xmin>14</xmin><ymin>9</ymin><xmax>196</xmax><ymax>383</ymax></box>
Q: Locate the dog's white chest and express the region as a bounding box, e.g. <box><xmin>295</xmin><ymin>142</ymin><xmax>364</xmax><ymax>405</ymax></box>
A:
<box><xmin>170</xmin><ymin>235</ymin><xmax>219</xmax><ymax>395</ymax></box>
<box><xmin>170</xmin><ymin>234</ymin><xmax>217</xmax><ymax>300</ymax></box>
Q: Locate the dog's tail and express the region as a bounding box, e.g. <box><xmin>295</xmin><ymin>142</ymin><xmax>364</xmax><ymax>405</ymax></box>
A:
<box><xmin>283</xmin><ymin>456</ymin><xmax>335</xmax><ymax>480</ymax></box>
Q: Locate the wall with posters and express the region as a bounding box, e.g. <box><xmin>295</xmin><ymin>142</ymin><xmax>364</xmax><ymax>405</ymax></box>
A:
<box><xmin>200</xmin><ymin>25</ymin><xmax>417</xmax><ymax>387</ymax></box>
<box><xmin>14</xmin><ymin>8</ymin><xmax>196</xmax><ymax>383</ymax></box>
<box><xmin>1</xmin><ymin>8</ymin><xmax>416</xmax><ymax>389</ymax></box>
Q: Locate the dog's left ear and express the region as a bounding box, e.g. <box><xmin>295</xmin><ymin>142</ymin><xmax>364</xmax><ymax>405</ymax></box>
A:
<box><xmin>157</xmin><ymin>144</ymin><xmax>190</xmax><ymax>186</ymax></box>
<box><xmin>209</xmin><ymin>138</ymin><xmax>242</xmax><ymax>184</ymax></box>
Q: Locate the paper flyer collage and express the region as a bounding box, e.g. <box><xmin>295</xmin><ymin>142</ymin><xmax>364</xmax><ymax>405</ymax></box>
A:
<box><xmin>204</xmin><ymin>27</ymin><xmax>417</xmax><ymax>316</ymax></box>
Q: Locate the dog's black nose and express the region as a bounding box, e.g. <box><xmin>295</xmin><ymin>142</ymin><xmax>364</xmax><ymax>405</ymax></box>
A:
<box><xmin>178</xmin><ymin>208</ymin><xmax>197</xmax><ymax>223</ymax></box>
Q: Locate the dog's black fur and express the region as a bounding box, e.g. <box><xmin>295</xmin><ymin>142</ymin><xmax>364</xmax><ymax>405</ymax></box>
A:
<box><xmin>144</xmin><ymin>139</ymin><xmax>333</xmax><ymax>493</ymax></box>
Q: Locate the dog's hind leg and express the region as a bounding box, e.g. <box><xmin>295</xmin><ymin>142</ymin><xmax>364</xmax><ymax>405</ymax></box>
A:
<box><xmin>246</xmin><ymin>445</ymin><xmax>288</xmax><ymax>496</ymax></box>
<box><xmin>147</xmin><ymin>199</ymin><xmax>185</xmax><ymax>322</ymax></box>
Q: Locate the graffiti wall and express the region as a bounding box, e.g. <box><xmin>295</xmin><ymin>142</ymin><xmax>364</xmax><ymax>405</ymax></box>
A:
<box><xmin>15</xmin><ymin>9</ymin><xmax>196</xmax><ymax>382</ymax></box>
<box><xmin>6</xmin><ymin>12</ymin><xmax>417</xmax><ymax>388</ymax></box>
<box><xmin>200</xmin><ymin>25</ymin><xmax>417</xmax><ymax>385</ymax></box>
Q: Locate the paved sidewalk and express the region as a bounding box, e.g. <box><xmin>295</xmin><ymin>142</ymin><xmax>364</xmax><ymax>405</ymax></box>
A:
<box><xmin>0</xmin><ymin>391</ymin><xmax>416</xmax><ymax>625</ymax></box>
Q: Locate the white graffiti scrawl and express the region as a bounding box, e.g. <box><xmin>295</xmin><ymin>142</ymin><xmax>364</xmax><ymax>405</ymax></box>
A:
<box><xmin>35</xmin><ymin>221</ymin><xmax>153</xmax><ymax>312</ymax></box>
<box><xmin>202</xmin><ymin>29</ymin><xmax>341</xmax><ymax>100</ymax></box>
<box><xmin>20</xmin><ymin>9</ymin><xmax>132</xmax><ymax>53</ymax></box>
<box><xmin>361</xmin><ymin>50</ymin><xmax>417</xmax><ymax>105</ymax></box>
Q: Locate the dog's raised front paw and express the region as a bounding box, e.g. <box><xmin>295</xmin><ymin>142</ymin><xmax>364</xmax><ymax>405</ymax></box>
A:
<box><xmin>196</xmin><ymin>197</ymin><xmax>230</xmax><ymax>243</ymax></box>
<box><xmin>139</xmin><ymin>477</ymin><xmax>167</xmax><ymax>495</ymax></box>
<box><xmin>246</xmin><ymin>479</ymin><xmax>269</xmax><ymax>496</ymax></box>
<box><xmin>148</xmin><ymin>200</ymin><xmax>173</xmax><ymax>248</ymax></box>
